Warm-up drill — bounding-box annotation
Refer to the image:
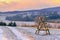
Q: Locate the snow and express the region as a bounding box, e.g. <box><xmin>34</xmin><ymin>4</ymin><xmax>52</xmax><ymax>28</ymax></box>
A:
<box><xmin>1</xmin><ymin>26</ymin><xmax>60</xmax><ymax>40</ymax></box>
<box><xmin>1</xmin><ymin>26</ymin><xmax>17</xmax><ymax>40</ymax></box>
<box><xmin>16</xmin><ymin>27</ymin><xmax>60</xmax><ymax>40</ymax></box>
<box><xmin>0</xmin><ymin>28</ymin><xmax>3</xmax><ymax>40</ymax></box>
<box><xmin>8</xmin><ymin>27</ymin><xmax>34</xmax><ymax>40</ymax></box>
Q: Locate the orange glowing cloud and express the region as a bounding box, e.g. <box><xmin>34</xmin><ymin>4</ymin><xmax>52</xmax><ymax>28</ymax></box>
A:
<box><xmin>0</xmin><ymin>0</ymin><xmax>60</xmax><ymax>12</ymax></box>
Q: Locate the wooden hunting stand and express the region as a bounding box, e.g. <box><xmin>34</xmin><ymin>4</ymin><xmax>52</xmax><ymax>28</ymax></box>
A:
<box><xmin>35</xmin><ymin>16</ymin><xmax>50</xmax><ymax>35</ymax></box>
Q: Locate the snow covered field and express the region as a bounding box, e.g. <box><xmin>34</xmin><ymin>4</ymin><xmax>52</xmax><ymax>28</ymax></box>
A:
<box><xmin>1</xmin><ymin>26</ymin><xmax>60</xmax><ymax>40</ymax></box>
<box><xmin>0</xmin><ymin>29</ymin><xmax>3</xmax><ymax>40</ymax></box>
<box><xmin>16</xmin><ymin>27</ymin><xmax>60</xmax><ymax>40</ymax></box>
<box><xmin>1</xmin><ymin>26</ymin><xmax>34</xmax><ymax>40</ymax></box>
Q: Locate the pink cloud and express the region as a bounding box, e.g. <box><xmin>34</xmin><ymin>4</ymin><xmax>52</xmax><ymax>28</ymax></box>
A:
<box><xmin>0</xmin><ymin>0</ymin><xmax>60</xmax><ymax>12</ymax></box>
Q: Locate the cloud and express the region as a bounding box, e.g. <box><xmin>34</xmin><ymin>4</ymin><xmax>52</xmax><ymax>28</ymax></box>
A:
<box><xmin>0</xmin><ymin>0</ymin><xmax>60</xmax><ymax>12</ymax></box>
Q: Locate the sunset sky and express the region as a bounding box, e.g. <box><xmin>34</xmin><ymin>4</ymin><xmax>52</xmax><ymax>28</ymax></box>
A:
<box><xmin>0</xmin><ymin>0</ymin><xmax>60</xmax><ymax>12</ymax></box>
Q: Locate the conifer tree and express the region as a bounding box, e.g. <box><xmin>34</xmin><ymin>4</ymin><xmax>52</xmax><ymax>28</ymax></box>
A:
<box><xmin>13</xmin><ymin>22</ymin><xmax>16</xmax><ymax>26</ymax></box>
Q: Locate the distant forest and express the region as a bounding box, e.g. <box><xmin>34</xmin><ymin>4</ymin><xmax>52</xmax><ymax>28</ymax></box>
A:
<box><xmin>6</xmin><ymin>11</ymin><xmax>60</xmax><ymax>21</ymax></box>
<box><xmin>5</xmin><ymin>7</ymin><xmax>60</xmax><ymax>21</ymax></box>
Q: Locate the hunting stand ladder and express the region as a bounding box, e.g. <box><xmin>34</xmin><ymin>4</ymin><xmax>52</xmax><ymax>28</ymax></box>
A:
<box><xmin>35</xmin><ymin>16</ymin><xmax>50</xmax><ymax>35</ymax></box>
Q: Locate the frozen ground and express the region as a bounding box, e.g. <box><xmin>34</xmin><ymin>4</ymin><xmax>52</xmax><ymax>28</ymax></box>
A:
<box><xmin>1</xmin><ymin>26</ymin><xmax>60</xmax><ymax>40</ymax></box>
<box><xmin>1</xmin><ymin>26</ymin><xmax>34</xmax><ymax>40</ymax></box>
<box><xmin>15</xmin><ymin>27</ymin><xmax>60</xmax><ymax>40</ymax></box>
<box><xmin>0</xmin><ymin>28</ymin><xmax>3</xmax><ymax>40</ymax></box>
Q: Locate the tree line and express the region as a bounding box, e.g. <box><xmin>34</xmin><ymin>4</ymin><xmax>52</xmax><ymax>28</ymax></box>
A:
<box><xmin>0</xmin><ymin>21</ymin><xmax>16</xmax><ymax>27</ymax></box>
